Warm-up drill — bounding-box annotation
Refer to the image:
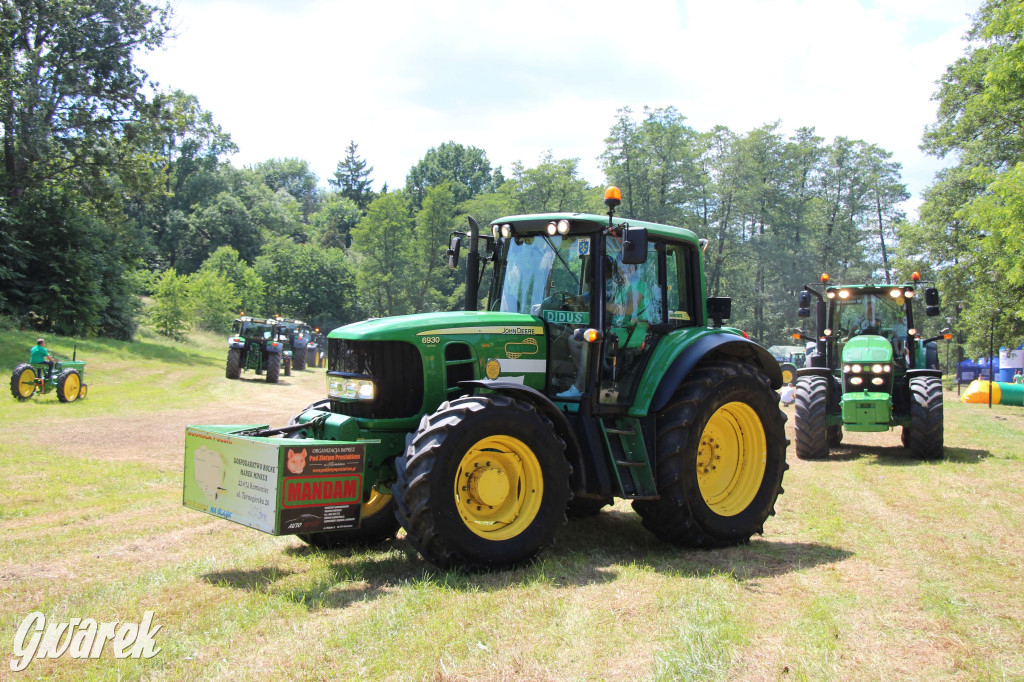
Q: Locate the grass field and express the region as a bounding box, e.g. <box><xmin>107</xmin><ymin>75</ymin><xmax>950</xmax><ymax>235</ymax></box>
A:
<box><xmin>1</xmin><ymin>329</ymin><xmax>1022</xmax><ymax>681</ymax></box>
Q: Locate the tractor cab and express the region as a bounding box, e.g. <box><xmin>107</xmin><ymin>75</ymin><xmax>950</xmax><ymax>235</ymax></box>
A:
<box><xmin>487</xmin><ymin>215</ymin><xmax>697</xmax><ymax>408</ymax></box>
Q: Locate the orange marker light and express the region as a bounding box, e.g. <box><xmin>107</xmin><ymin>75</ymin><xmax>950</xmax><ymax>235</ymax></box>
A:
<box><xmin>604</xmin><ymin>186</ymin><xmax>622</xmax><ymax>210</ymax></box>
<box><xmin>912</xmin><ymin>271</ymin><xmax>921</xmax><ymax>282</ymax></box>
<box><xmin>821</xmin><ymin>273</ymin><xmax>829</xmax><ymax>284</ymax></box>
<box><xmin>584</xmin><ymin>329</ymin><xmax>600</xmax><ymax>343</ymax></box>
<box><xmin>792</xmin><ymin>332</ymin><xmax>801</xmax><ymax>340</ymax></box>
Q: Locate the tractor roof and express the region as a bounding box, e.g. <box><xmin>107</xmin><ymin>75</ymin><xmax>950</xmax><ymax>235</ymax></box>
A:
<box><xmin>489</xmin><ymin>212</ymin><xmax>700</xmax><ymax>245</ymax></box>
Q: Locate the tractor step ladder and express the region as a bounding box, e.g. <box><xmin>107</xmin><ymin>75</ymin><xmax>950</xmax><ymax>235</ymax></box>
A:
<box><xmin>600</xmin><ymin>418</ymin><xmax>658</xmax><ymax>500</ymax></box>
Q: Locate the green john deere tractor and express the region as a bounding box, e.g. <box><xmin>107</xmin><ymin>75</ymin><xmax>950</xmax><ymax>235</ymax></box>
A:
<box><xmin>793</xmin><ymin>273</ymin><xmax>946</xmax><ymax>460</ymax></box>
<box><xmin>225</xmin><ymin>316</ymin><xmax>286</xmax><ymax>383</ymax></box>
<box><xmin>10</xmin><ymin>348</ymin><xmax>88</xmax><ymax>402</ymax></box>
<box><xmin>185</xmin><ymin>188</ymin><xmax>788</xmax><ymax>570</ymax></box>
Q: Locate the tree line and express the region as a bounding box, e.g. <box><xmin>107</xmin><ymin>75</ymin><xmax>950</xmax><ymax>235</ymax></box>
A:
<box><xmin>5</xmin><ymin>0</ymin><xmax>1010</xmax><ymax>356</ymax></box>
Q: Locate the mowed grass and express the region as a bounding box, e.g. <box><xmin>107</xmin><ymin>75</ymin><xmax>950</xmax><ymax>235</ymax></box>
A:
<box><xmin>1</xmin><ymin>328</ymin><xmax>1023</xmax><ymax>680</ymax></box>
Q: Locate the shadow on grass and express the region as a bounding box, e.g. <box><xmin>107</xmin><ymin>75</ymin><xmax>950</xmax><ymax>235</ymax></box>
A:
<box><xmin>203</xmin><ymin>508</ymin><xmax>851</xmax><ymax>610</ymax></box>
<box><xmin>823</xmin><ymin>443</ymin><xmax>992</xmax><ymax>465</ymax></box>
<box><xmin>202</xmin><ymin>566</ymin><xmax>298</xmax><ymax>590</ymax></box>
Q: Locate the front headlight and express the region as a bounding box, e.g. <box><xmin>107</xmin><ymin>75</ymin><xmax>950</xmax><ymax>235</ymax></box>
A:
<box><xmin>328</xmin><ymin>376</ymin><xmax>376</xmax><ymax>401</ymax></box>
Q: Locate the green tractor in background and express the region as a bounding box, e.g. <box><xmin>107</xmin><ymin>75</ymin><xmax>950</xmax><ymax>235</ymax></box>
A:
<box><xmin>305</xmin><ymin>328</ymin><xmax>325</xmax><ymax>368</ymax></box>
<box><xmin>793</xmin><ymin>273</ymin><xmax>947</xmax><ymax>460</ymax></box>
<box><xmin>225</xmin><ymin>316</ymin><xmax>286</xmax><ymax>383</ymax></box>
<box><xmin>10</xmin><ymin>349</ymin><xmax>88</xmax><ymax>402</ymax></box>
<box><xmin>275</xmin><ymin>317</ymin><xmax>313</xmax><ymax>372</ymax></box>
<box><xmin>768</xmin><ymin>345</ymin><xmax>806</xmax><ymax>385</ymax></box>
<box><xmin>186</xmin><ymin>188</ymin><xmax>789</xmax><ymax>570</ymax></box>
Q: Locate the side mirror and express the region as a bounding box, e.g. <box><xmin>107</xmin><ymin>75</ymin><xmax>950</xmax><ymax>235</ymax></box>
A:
<box><xmin>798</xmin><ymin>291</ymin><xmax>811</xmax><ymax>308</ymax></box>
<box><xmin>620</xmin><ymin>226</ymin><xmax>648</xmax><ymax>264</ymax></box>
<box><xmin>447</xmin><ymin>236</ymin><xmax>462</xmax><ymax>270</ymax></box>
<box><xmin>926</xmin><ymin>306</ymin><xmax>940</xmax><ymax>317</ymax></box>
<box><xmin>798</xmin><ymin>307</ymin><xmax>810</xmax><ymax>318</ymax></box>
<box><xmin>924</xmin><ymin>287</ymin><xmax>940</xmax><ymax>306</ymax></box>
<box><xmin>706</xmin><ymin>297</ymin><xmax>731</xmax><ymax>327</ymax></box>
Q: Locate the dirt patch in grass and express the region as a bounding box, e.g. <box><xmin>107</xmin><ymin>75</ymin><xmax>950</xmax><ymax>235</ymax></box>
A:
<box><xmin>6</xmin><ymin>371</ymin><xmax>325</xmax><ymax>466</ymax></box>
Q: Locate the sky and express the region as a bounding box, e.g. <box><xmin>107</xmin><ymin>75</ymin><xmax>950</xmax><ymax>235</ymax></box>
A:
<box><xmin>138</xmin><ymin>0</ymin><xmax>981</xmax><ymax>218</ymax></box>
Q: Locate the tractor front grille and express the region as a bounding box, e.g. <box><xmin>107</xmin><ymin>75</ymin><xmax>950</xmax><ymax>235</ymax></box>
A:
<box><xmin>328</xmin><ymin>338</ymin><xmax>423</xmax><ymax>419</ymax></box>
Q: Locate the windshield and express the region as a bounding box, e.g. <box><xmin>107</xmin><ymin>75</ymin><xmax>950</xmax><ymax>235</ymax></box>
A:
<box><xmin>495</xmin><ymin>235</ymin><xmax>591</xmax><ymax>315</ymax></box>
<box><xmin>835</xmin><ymin>292</ymin><xmax>908</xmax><ymax>340</ymax></box>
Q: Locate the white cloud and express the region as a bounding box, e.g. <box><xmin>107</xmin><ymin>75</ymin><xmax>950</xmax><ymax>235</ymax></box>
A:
<box><xmin>139</xmin><ymin>0</ymin><xmax>980</xmax><ymax>216</ymax></box>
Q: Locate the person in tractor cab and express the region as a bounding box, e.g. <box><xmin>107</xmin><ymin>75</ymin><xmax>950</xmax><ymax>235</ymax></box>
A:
<box><xmin>556</xmin><ymin>253</ymin><xmax>656</xmax><ymax>399</ymax></box>
<box><xmin>30</xmin><ymin>338</ymin><xmax>54</xmax><ymax>379</ymax></box>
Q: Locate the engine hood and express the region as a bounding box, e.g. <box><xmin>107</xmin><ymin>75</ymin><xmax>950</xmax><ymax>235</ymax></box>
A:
<box><xmin>841</xmin><ymin>335</ymin><xmax>893</xmax><ymax>363</ymax></box>
<box><xmin>328</xmin><ymin>311</ymin><xmax>543</xmax><ymax>342</ymax></box>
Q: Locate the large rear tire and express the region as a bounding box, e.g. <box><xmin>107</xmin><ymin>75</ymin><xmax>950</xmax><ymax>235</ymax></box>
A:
<box><xmin>395</xmin><ymin>395</ymin><xmax>570</xmax><ymax>570</ymax></box>
<box><xmin>266</xmin><ymin>353</ymin><xmax>280</xmax><ymax>383</ymax></box>
<box><xmin>10</xmin><ymin>364</ymin><xmax>37</xmax><ymax>401</ymax></box>
<box><xmin>794</xmin><ymin>375</ymin><xmax>830</xmax><ymax>460</ymax></box>
<box><xmin>226</xmin><ymin>348</ymin><xmax>241</xmax><ymax>379</ymax></box>
<box><xmin>56</xmin><ymin>369</ymin><xmax>81</xmax><ymax>403</ymax></box>
<box><xmin>907</xmin><ymin>376</ymin><xmax>944</xmax><ymax>460</ymax></box>
<box><xmin>633</xmin><ymin>362</ymin><xmax>788</xmax><ymax>548</ymax></box>
<box><xmin>293</xmin><ymin>350</ymin><xmax>306</xmax><ymax>371</ymax></box>
<box><xmin>299</xmin><ymin>489</ymin><xmax>400</xmax><ymax>547</ymax></box>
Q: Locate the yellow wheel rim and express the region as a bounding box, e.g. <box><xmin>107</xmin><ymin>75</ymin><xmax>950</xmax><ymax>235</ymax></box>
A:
<box><xmin>454</xmin><ymin>435</ymin><xmax>543</xmax><ymax>540</ymax></box>
<box><xmin>696</xmin><ymin>402</ymin><xmax>767</xmax><ymax>517</ymax></box>
<box><xmin>781</xmin><ymin>368</ymin><xmax>794</xmax><ymax>384</ymax></box>
<box><xmin>16</xmin><ymin>367</ymin><xmax>37</xmax><ymax>398</ymax></box>
<box><xmin>62</xmin><ymin>373</ymin><xmax>80</xmax><ymax>402</ymax></box>
<box><xmin>361</xmin><ymin>488</ymin><xmax>391</xmax><ymax>519</ymax></box>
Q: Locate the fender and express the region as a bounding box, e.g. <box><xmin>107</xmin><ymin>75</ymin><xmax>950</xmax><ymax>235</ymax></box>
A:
<box><xmin>797</xmin><ymin>367</ymin><xmax>834</xmax><ymax>379</ymax></box>
<box><xmin>646</xmin><ymin>333</ymin><xmax>783</xmax><ymax>414</ymax></box>
<box><xmin>906</xmin><ymin>369</ymin><xmax>942</xmax><ymax>379</ymax></box>
<box><xmin>461</xmin><ymin>379</ymin><xmax>585</xmax><ymax>493</ymax></box>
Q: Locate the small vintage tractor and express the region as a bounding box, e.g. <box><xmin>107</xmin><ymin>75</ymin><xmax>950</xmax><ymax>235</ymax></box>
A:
<box><xmin>185</xmin><ymin>188</ymin><xmax>788</xmax><ymax>570</ymax></box>
<box><xmin>10</xmin><ymin>349</ymin><xmax>88</xmax><ymax>403</ymax></box>
<box><xmin>225</xmin><ymin>316</ymin><xmax>285</xmax><ymax>383</ymax></box>
<box><xmin>275</xmin><ymin>317</ymin><xmax>313</xmax><ymax>371</ymax></box>
<box><xmin>793</xmin><ymin>273</ymin><xmax>946</xmax><ymax>460</ymax></box>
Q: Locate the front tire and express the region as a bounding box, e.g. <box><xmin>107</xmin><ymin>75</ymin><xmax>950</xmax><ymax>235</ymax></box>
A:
<box><xmin>633</xmin><ymin>362</ymin><xmax>788</xmax><ymax>548</ymax></box>
<box><xmin>395</xmin><ymin>395</ymin><xmax>570</xmax><ymax>570</ymax></box>
<box><xmin>908</xmin><ymin>376</ymin><xmax>944</xmax><ymax>460</ymax></box>
<box><xmin>299</xmin><ymin>489</ymin><xmax>400</xmax><ymax>547</ymax></box>
<box><xmin>794</xmin><ymin>375</ymin><xmax>830</xmax><ymax>460</ymax></box>
<box><xmin>283</xmin><ymin>356</ymin><xmax>291</xmax><ymax>377</ymax></box>
<box><xmin>56</xmin><ymin>369</ymin><xmax>81</xmax><ymax>403</ymax></box>
<box><xmin>226</xmin><ymin>348</ymin><xmax>241</xmax><ymax>379</ymax></box>
<box><xmin>293</xmin><ymin>351</ymin><xmax>306</xmax><ymax>371</ymax></box>
<box><xmin>266</xmin><ymin>353</ymin><xmax>280</xmax><ymax>383</ymax></box>
<box><xmin>10</xmin><ymin>364</ymin><xmax>37</xmax><ymax>401</ymax></box>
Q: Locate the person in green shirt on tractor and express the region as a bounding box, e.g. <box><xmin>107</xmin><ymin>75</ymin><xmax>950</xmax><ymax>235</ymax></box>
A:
<box><xmin>30</xmin><ymin>338</ymin><xmax>54</xmax><ymax>380</ymax></box>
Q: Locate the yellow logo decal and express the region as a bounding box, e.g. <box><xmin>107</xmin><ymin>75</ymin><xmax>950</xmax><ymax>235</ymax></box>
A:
<box><xmin>505</xmin><ymin>338</ymin><xmax>538</xmax><ymax>359</ymax></box>
<box><xmin>486</xmin><ymin>359</ymin><xmax>501</xmax><ymax>379</ymax></box>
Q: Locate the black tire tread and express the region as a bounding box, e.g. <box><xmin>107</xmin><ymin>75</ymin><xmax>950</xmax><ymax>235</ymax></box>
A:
<box><xmin>56</xmin><ymin>369</ymin><xmax>81</xmax><ymax>403</ymax></box>
<box><xmin>908</xmin><ymin>376</ymin><xmax>944</xmax><ymax>460</ymax></box>
<box><xmin>394</xmin><ymin>394</ymin><xmax>569</xmax><ymax>570</ymax></box>
<box><xmin>226</xmin><ymin>348</ymin><xmax>241</xmax><ymax>379</ymax></box>
<box><xmin>632</xmin><ymin>362</ymin><xmax>789</xmax><ymax>548</ymax></box>
<box><xmin>266</xmin><ymin>353</ymin><xmax>280</xmax><ymax>383</ymax></box>
<box><xmin>794</xmin><ymin>375</ymin><xmax>830</xmax><ymax>460</ymax></box>
<box><xmin>10</xmin><ymin>363</ymin><xmax>36</xmax><ymax>401</ymax></box>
